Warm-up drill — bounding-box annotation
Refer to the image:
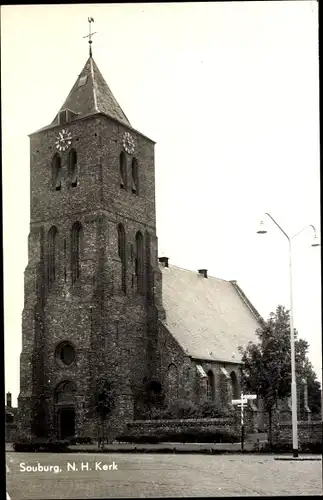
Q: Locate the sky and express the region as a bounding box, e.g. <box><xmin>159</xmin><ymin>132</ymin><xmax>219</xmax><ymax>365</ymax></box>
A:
<box><xmin>1</xmin><ymin>2</ymin><xmax>321</xmax><ymax>406</ymax></box>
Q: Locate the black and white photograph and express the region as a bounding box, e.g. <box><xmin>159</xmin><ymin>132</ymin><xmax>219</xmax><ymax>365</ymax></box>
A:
<box><xmin>2</xmin><ymin>2</ymin><xmax>321</xmax><ymax>498</ymax></box>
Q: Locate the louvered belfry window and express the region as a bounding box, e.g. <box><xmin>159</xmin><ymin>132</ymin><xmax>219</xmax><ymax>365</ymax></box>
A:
<box><xmin>68</xmin><ymin>148</ymin><xmax>78</xmax><ymax>187</ymax></box>
<box><xmin>119</xmin><ymin>152</ymin><xmax>127</xmax><ymax>190</ymax></box>
<box><xmin>117</xmin><ymin>223</ymin><xmax>127</xmax><ymax>294</ymax></box>
<box><xmin>131</xmin><ymin>158</ymin><xmax>139</xmax><ymax>195</ymax></box>
<box><xmin>52</xmin><ymin>154</ymin><xmax>62</xmax><ymax>191</ymax></box>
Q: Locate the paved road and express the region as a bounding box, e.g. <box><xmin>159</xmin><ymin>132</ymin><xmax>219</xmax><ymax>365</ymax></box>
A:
<box><xmin>6</xmin><ymin>451</ymin><xmax>322</xmax><ymax>498</ymax></box>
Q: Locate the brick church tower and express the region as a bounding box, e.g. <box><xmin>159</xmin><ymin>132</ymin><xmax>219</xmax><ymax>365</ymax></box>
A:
<box><xmin>18</xmin><ymin>53</ymin><xmax>164</xmax><ymax>439</ymax></box>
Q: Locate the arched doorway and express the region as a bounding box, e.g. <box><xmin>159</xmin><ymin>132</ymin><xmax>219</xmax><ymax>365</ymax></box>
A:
<box><xmin>55</xmin><ymin>381</ymin><xmax>76</xmax><ymax>439</ymax></box>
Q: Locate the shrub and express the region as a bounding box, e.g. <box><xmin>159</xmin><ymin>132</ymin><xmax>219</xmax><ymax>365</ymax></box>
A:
<box><xmin>13</xmin><ymin>441</ymin><xmax>37</xmax><ymax>453</ymax></box>
<box><xmin>167</xmin><ymin>428</ymin><xmax>240</xmax><ymax>444</ymax></box>
<box><xmin>40</xmin><ymin>439</ymin><xmax>69</xmax><ymax>452</ymax></box>
<box><xmin>69</xmin><ymin>437</ymin><xmax>93</xmax><ymax>445</ymax></box>
<box><xmin>151</xmin><ymin>400</ymin><xmax>200</xmax><ymax>420</ymax></box>
<box><xmin>150</xmin><ymin>399</ymin><xmax>238</xmax><ymax>421</ymax></box>
<box><xmin>258</xmin><ymin>441</ymin><xmax>322</xmax><ymax>454</ymax></box>
<box><xmin>299</xmin><ymin>442</ymin><xmax>322</xmax><ymax>454</ymax></box>
<box><xmin>115</xmin><ymin>434</ymin><xmax>161</xmax><ymax>444</ymax></box>
<box><xmin>13</xmin><ymin>434</ymin><xmax>37</xmax><ymax>452</ymax></box>
<box><xmin>13</xmin><ymin>438</ymin><xmax>69</xmax><ymax>453</ymax></box>
<box><xmin>197</xmin><ymin>401</ymin><xmax>237</xmax><ymax>420</ymax></box>
<box><xmin>116</xmin><ymin>428</ymin><xmax>239</xmax><ymax>444</ymax></box>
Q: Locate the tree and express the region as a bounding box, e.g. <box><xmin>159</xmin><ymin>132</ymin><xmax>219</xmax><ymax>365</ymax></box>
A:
<box><xmin>239</xmin><ymin>305</ymin><xmax>320</xmax><ymax>446</ymax></box>
<box><xmin>294</xmin><ymin>338</ymin><xmax>321</xmax><ymax>416</ymax></box>
<box><xmin>307</xmin><ymin>380</ymin><xmax>321</xmax><ymax>415</ymax></box>
<box><xmin>94</xmin><ymin>378</ymin><xmax>115</xmax><ymax>450</ymax></box>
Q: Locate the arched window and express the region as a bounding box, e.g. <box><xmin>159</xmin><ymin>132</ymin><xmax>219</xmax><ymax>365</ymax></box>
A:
<box><xmin>68</xmin><ymin>148</ymin><xmax>78</xmax><ymax>187</ymax></box>
<box><xmin>117</xmin><ymin>223</ymin><xmax>127</xmax><ymax>293</ymax></box>
<box><xmin>135</xmin><ymin>231</ymin><xmax>144</xmax><ymax>293</ymax></box>
<box><xmin>206</xmin><ymin>370</ymin><xmax>215</xmax><ymax>401</ymax></box>
<box><xmin>71</xmin><ymin>222</ymin><xmax>82</xmax><ymax>283</ymax></box>
<box><xmin>55</xmin><ymin>381</ymin><xmax>77</xmax><ymax>404</ymax></box>
<box><xmin>48</xmin><ymin>226</ymin><xmax>58</xmax><ymax>285</ymax></box>
<box><xmin>131</xmin><ymin>158</ymin><xmax>139</xmax><ymax>195</ymax></box>
<box><xmin>52</xmin><ymin>154</ymin><xmax>61</xmax><ymax>191</ymax></box>
<box><xmin>167</xmin><ymin>363</ymin><xmax>179</xmax><ymax>401</ymax></box>
<box><xmin>230</xmin><ymin>371</ymin><xmax>239</xmax><ymax>399</ymax></box>
<box><xmin>119</xmin><ymin>152</ymin><xmax>127</xmax><ymax>190</ymax></box>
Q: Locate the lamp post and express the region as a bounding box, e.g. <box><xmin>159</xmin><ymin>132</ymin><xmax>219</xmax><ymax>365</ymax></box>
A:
<box><xmin>257</xmin><ymin>213</ymin><xmax>320</xmax><ymax>458</ymax></box>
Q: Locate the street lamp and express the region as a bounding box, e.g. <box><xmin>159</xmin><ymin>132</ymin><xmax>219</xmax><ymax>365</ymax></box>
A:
<box><xmin>257</xmin><ymin>213</ymin><xmax>320</xmax><ymax>458</ymax></box>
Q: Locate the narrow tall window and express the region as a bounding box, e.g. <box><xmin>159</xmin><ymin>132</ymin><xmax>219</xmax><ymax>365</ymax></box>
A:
<box><xmin>135</xmin><ymin>231</ymin><xmax>144</xmax><ymax>293</ymax></box>
<box><xmin>63</xmin><ymin>238</ymin><xmax>67</xmax><ymax>282</ymax></box>
<box><xmin>71</xmin><ymin>222</ymin><xmax>82</xmax><ymax>283</ymax></box>
<box><xmin>131</xmin><ymin>158</ymin><xmax>139</xmax><ymax>195</ymax></box>
<box><xmin>68</xmin><ymin>148</ymin><xmax>78</xmax><ymax>187</ymax></box>
<box><xmin>52</xmin><ymin>154</ymin><xmax>61</xmax><ymax>191</ymax></box>
<box><xmin>230</xmin><ymin>371</ymin><xmax>239</xmax><ymax>399</ymax></box>
<box><xmin>48</xmin><ymin>226</ymin><xmax>58</xmax><ymax>285</ymax></box>
<box><xmin>117</xmin><ymin>223</ymin><xmax>127</xmax><ymax>294</ymax></box>
<box><xmin>119</xmin><ymin>152</ymin><xmax>127</xmax><ymax>190</ymax></box>
<box><xmin>206</xmin><ymin>370</ymin><xmax>215</xmax><ymax>401</ymax></box>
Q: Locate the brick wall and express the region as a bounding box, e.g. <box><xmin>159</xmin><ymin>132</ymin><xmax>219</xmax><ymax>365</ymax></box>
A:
<box><xmin>156</xmin><ymin>317</ymin><xmax>243</xmax><ymax>410</ymax></box>
<box><xmin>19</xmin><ymin>112</ymin><xmax>163</xmax><ymax>439</ymax></box>
<box><xmin>273</xmin><ymin>421</ymin><xmax>322</xmax><ymax>445</ymax></box>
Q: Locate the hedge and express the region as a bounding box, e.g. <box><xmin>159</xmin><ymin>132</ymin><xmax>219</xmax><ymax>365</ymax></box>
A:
<box><xmin>146</xmin><ymin>400</ymin><xmax>238</xmax><ymax>421</ymax></box>
<box><xmin>117</xmin><ymin>428</ymin><xmax>240</xmax><ymax>444</ymax></box>
<box><xmin>13</xmin><ymin>438</ymin><xmax>69</xmax><ymax>453</ymax></box>
<box><xmin>261</xmin><ymin>441</ymin><xmax>323</xmax><ymax>454</ymax></box>
<box><xmin>69</xmin><ymin>437</ymin><xmax>93</xmax><ymax>445</ymax></box>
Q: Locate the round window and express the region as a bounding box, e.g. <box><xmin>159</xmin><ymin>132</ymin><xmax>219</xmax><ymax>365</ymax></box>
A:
<box><xmin>55</xmin><ymin>342</ymin><xmax>76</xmax><ymax>367</ymax></box>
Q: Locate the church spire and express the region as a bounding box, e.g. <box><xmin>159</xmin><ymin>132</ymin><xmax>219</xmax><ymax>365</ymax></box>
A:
<box><xmin>49</xmin><ymin>56</ymin><xmax>131</xmax><ymax>128</ymax></box>
<box><xmin>31</xmin><ymin>20</ymin><xmax>132</xmax><ymax>135</ymax></box>
<box><xmin>83</xmin><ymin>17</ymin><xmax>97</xmax><ymax>58</ymax></box>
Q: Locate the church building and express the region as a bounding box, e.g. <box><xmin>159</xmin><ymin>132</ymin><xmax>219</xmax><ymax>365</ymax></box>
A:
<box><xmin>18</xmin><ymin>47</ymin><xmax>262</xmax><ymax>440</ymax></box>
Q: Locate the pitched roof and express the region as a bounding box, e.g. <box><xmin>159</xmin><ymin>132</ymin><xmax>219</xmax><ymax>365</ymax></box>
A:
<box><xmin>53</xmin><ymin>56</ymin><xmax>131</xmax><ymax>127</ymax></box>
<box><xmin>160</xmin><ymin>264</ymin><xmax>262</xmax><ymax>363</ymax></box>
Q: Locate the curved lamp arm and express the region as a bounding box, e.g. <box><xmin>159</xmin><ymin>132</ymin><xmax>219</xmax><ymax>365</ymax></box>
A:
<box><xmin>264</xmin><ymin>213</ymin><xmax>290</xmax><ymax>242</ymax></box>
<box><xmin>291</xmin><ymin>224</ymin><xmax>317</xmax><ymax>241</ymax></box>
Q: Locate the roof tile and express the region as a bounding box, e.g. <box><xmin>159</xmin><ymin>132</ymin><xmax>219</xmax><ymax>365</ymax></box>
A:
<box><xmin>161</xmin><ymin>264</ymin><xmax>261</xmax><ymax>363</ymax></box>
<box><xmin>55</xmin><ymin>57</ymin><xmax>131</xmax><ymax>126</ymax></box>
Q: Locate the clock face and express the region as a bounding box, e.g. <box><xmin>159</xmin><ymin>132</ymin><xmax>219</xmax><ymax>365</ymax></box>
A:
<box><xmin>122</xmin><ymin>132</ymin><xmax>135</xmax><ymax>154</ymax></box>
<box><xmin>55</xmin><ymin>129</ymin><xmax>72</xmax><ymax>152</ymax></box>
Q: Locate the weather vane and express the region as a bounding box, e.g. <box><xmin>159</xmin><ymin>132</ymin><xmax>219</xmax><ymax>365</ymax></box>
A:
<box><xmin>83</xmin><ymin>17</ymin><xmax>97</xmax><ymax>57</ymax></box>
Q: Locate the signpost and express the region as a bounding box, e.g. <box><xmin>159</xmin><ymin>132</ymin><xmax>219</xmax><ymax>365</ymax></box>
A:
<box><xmin>232</xmin><ymin>393</ymin><xmax>257</xmax><ymax>450</ymax></box>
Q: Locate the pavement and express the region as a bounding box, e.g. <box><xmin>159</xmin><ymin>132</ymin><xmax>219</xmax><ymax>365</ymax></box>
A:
<box><xmin>6</xmin><ymin>450</ymin><xmax>323</xmax><ymax>498</ymax></box>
